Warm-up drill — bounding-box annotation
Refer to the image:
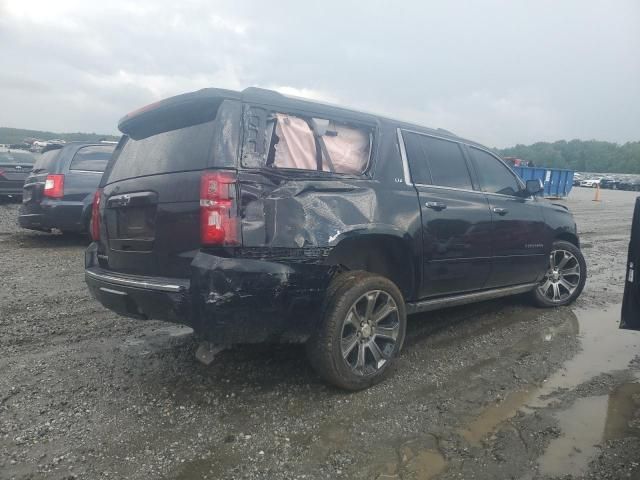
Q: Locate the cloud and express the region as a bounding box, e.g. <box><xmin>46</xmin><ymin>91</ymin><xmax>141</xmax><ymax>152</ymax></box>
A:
<box><xmin>0</xmin><ymin>0</ymin><xmax>638</xmax><ymax>146</ymax></box>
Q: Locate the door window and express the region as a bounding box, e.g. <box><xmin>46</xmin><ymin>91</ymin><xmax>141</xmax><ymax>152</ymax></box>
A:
<box><xmin>403</xmin><ymin>132</ymin><xmax>473</xmax><ymax>190</ymax></box>
<box><xmin>471</xmin><ymin>147</ymin><xmax>521</xmax><ymax>196</ymax></box>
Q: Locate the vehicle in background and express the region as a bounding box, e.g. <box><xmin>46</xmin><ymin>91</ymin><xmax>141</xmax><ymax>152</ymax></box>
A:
<box><xmin>30</xmin><ymin>139</ymin><xmax>66</xmax><ymax>153</ymax></box>
<box><xmin>619</xmin><ymin>179</ymin><xmax>640</xmax><ymax>192</ymax></box>
<box><xmin>572</xmin><ymin>173</ymin><xmax>582</xmax><ymax>186</ymax></box>
<box><xmin>19</xmin><ymin>142</ymin><xmax>115</xmax><ymax>234</ymax></box>
<box><xmin>580</xmin><ymin>178</ymin><xmax>601</xmax><ymax>188</ymax></box>
<box><xmin>599</xmin><ymin>176</ymin><xmax>619</xmax><ymax>190</ymax></box>
<box><xmin>85</xmin><ymin>87</ymin><xmax>586</xmax><ymax>390</ymax></box>
<box><xmin>0</xmin><ymin>149</ymin><xmax>36</xmax><ymax>198</ymax></box>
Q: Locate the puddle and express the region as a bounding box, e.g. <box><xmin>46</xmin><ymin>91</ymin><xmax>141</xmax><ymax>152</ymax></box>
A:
<box><xmin>528</xmin><ymin>304</ymin><xmax>640</xmax><ymax>407</ymax></box>
<box><xmin>539</xmin><ymin>383</ymin><xmax>640</xmax><ymax>477</ymax></box>
<box><xmin>538</xmin><ymin>395</ymin><xmax>609</xmax><ymax>476</ymax></box>
<box><xmin>461</xmin><ymin>388</ymin><xmax>536</xmax><ymax>445</ymax></box>
<box><xmin>460</xmin><ymin>304</ymin><xmax>640</xmax><ymax>448</ymax></box>
<box><xmin>371</xmin><ymin>437</ymin><xmax>448</xmax><ymax>480</ymax></box>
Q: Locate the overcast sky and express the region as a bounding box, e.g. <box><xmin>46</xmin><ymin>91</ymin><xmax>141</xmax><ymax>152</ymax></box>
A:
<box><xmin>0</xmin><ymin>0</ymin><xmax>638</xmax><ymax>147</ymax></box>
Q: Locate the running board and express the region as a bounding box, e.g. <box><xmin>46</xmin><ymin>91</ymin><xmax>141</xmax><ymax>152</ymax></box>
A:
<box><xmin>406</xmin><ymin>283</ymin><xmax>538</xmax><ymax>315</ymax></box>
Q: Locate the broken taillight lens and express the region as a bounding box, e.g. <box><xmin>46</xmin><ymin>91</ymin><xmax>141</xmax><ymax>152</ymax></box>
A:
<box><xmin>90</xmin><ymin>188</ymin><xmax>102</xmax><ymax>241</ymax></box>
<box><xmin>43</xmin><ymin>174</ymin><xmax>64</xmax><ymax>198</ymax></box>
<box><xmin>200</xmin><ymin>171</ymin><xmax>239</xmax><ymax>246</ymax></box>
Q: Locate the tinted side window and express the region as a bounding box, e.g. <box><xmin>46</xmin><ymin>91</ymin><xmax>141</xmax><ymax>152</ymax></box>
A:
<box><xmin>403</xmin><ymin>132</ymin><xmax>472</xmax><ymax>189</ymax></box>
<box><xmin>423</xmin><ymin>136</ymin><xmax>472</xmax><ymax>190</ymax></box>
<box><xmin>69</xmin><ymin>146</ymin><xmax>115</xmax><ymax>172</ymax></box>
<box><xmin>106</xmin><ymin>120</ymin><xmax>215</xmax><ymax>183</ymax></box>
<box><xmin>471</xmin><ymin>148</ymin><xmax>521</xmax><ymax>196</ymax></box>
<box><xmin>402</xmin><ymin>132</ymin><xmax>431</xmax><ymax>185</ymax></box>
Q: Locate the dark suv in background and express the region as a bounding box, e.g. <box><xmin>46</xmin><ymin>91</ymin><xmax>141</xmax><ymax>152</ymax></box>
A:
<box><xmin>85</xmin><ymin>87</ymin><xmax>586</xmax><ymax>390</ymax></box>
<box><xmin>19</xmin><ymin>142</ymin><xmax>116</xmax><ymax>235</ymax></box>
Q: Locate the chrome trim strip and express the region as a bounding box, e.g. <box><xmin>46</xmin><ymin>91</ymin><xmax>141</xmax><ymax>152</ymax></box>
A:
<box><xmin>399</xmin><ymin>128</ymin><xmax>462</xmax><ymax>145</ymax></box>
<box><xmin>413</xmin><ymin>182</ymin><xmax>484</xmax><ymax>196</ymax></box>
<box><xmin>68</xmin><ymin>170</ymin><xmax>103</xmax><ymax>174</ymax></box>
<box><xmin>406</xmin><ymin>283</ymin><xmax>537</xmax><ymax>314</ymax></box>
<box><xmin>399</xmin><ymin>128</ymin><xmax>533</xmax><ymax>200</ymax></box>
<box><xmin>85</xmin><ymin>269</ymin><xmax>186</xmax><ymax>293</ymax></box>
<box><xmin>396</xmin><ymin>128</ymin><xmax>412</xmax><ymax>185</ymax></box>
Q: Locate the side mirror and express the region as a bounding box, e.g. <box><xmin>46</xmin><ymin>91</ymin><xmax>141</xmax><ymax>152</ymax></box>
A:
<box><xmin>525</xmin><ymin>179</ymin><xmax>544</xmax><ymax>195</ymax></box>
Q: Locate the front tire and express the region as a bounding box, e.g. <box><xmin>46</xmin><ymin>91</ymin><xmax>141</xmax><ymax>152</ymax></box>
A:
<box><xmin>531</xmin><ymin>240</ymin><xmax>586</xmax><ymax>307</ymax></box>
<box><xmin>306</xmin><ymin>271</ymin><xmax>406</xmax><ymax>391</ymax></box>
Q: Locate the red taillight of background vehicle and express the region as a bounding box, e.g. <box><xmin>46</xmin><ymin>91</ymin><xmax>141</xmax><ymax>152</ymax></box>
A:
<box><xmin>200</xmin><ymin>171</ymin><xmax>239</xmax><ymax>246</ymax></box>
<box><xmin>90</xmin><ymin>188</ymin><xmax>102</xmax><ymax>241</ymax></box>
<box><xmin>43</xmin><ymin>174</ymin><xmax>64</xmax><ymax>198</ymax></box>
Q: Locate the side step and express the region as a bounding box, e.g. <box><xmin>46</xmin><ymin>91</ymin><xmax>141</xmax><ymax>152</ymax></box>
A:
<box><xmin>406</xmin><ymin>283</ymin><xmax>537</xmax><ymax>315</ymax></box>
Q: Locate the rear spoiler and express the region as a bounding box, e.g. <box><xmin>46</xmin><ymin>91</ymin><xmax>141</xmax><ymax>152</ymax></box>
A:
<box><xmin>118</xmin><ymin>88</ymin><xmax>239</xmax><ymax>140</ymax></box>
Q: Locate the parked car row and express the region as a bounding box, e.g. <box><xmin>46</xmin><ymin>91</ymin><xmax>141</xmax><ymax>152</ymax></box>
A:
<box><xmin>574</xmin><ymin>173</ymin><xmax>640</xmax><ymax>191</ymax></box>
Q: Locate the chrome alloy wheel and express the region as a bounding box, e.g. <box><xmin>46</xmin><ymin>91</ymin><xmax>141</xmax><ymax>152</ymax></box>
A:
<box><xmin>340</xmin><ymin>290</ymin><xmax>400</xmax><ymax>375</ymax></box>
<box><xmin>537</xmin><ymin>249</ymin><xmax>582</xmax><ymax>303</ymax></box>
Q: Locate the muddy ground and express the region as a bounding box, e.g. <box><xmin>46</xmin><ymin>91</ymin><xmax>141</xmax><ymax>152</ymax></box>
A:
<box><xmin>1</xmin><ymin>186</ymin><xmax>639</xmax><ymax>480</ymax></box>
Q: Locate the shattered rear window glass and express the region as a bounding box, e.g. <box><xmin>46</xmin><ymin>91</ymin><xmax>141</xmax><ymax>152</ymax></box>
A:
<box><xmin>242</xmin><ymin>109</ymin><xmax>371</xmax><ymax>175</ymax></box>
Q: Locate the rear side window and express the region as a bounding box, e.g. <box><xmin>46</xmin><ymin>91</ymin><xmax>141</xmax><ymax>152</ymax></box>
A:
<box><xmin>106</xmin><ymin>120</ymin><xmax>215</xmax><ymax>183</ymax></box>
<box><xmin>242</xmin><ymin>107</ymin><xmax>372</xmax><ymax>175</ymax></box>
<box><xmin>470</xmin><ymin>147</ymin><xmax>521</xmax><ymax>196</ymax></box>
<box><xmin>402</xmin><ymin>132</ymin><xmax>431</xmax><ymax>184</ymax></box>
<box><xmin>69</xmin><ymin>145</ymin><xmax>115</xmax><ymax>172</ymax></box>
<box><xmin>403</xmin><ymin>132</ymin><xmax>473</xmax><ymax>190</ymax></box>
<box><xmin>32</xmin><ymin>149</ymin><xmax>61</xmax><ymax>171</ymax></box>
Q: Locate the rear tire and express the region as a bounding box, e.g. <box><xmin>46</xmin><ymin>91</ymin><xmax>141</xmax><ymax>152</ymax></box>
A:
<box><xmin>531</xmin><ymin>240</ymin><xmax>586</xmax><ymax>307</ymax></box>
<box><xmin>306</xmin><ymin>271</ymin><xmax>406</xmax><ymax>391</ymax></box>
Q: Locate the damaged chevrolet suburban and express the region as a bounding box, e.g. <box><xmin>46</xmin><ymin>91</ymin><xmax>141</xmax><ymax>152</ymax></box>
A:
<box><xmin>85</xmin><ymin>87</ymin><xmax>586</xmax><ymax>390</ymax></box>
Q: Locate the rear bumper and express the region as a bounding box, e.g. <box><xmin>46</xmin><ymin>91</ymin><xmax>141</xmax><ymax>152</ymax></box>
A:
<box><xmin>19</xmin><ymin>200</ymin><xmax>85</xmax><ymax>232</ymax></box>
<box><xmin>0</xmin><ymin>184</ymin><xmax>24</xmax><ymax>195</ymax></box>
<box><xmin>84</xmin><ymin>244</ymin><xmax>333</xmax><ymax>343</ymax></box>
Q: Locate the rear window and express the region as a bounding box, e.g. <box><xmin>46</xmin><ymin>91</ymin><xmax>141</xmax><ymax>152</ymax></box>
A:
<box><xmin>32</xmin><ymin>149</ymin><xmax>61</xmax><ymax>171</ymax></box>
<box><xmin>0</xmin><ymin>150</ymin><xmax>36</xmax><ymax>164</ymax></box>
<box><xmin>105</xmin><ymin>120</ymin><xmax>216</xmax><ymax>183</ymax></box>
<box><xmin>69</xmin><ymin>145</ymin><xmax>115</xmax><ymax>172</ymax></box>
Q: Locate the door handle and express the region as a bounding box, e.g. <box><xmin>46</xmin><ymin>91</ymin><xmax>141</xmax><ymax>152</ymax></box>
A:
<box><xmin>492</xmin><ymin>207</ymin><xmax>509</xmax><ymax>216</ymax></box>
<box><xmin>425</xmin><ymin>201</ymin><xmax>447</xmax><ymax>211</ymax></box>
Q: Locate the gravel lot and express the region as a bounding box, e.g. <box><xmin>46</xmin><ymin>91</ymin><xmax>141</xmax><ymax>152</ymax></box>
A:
<box><xmin>1</xmin><ymin>186</ymin><xmax>639</xmax><ymax>480</ymax></box>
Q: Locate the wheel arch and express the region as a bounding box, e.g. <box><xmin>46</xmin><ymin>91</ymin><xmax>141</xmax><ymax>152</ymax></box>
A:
<box><xmin>325</xmin><ymin>232</ymin><xmax>417</xmax><ymax>301</ymax></box>
<box><xmin>555</xmin><ymin>231</ymin><xmax>580</xmax><ymax>248</ymax></box>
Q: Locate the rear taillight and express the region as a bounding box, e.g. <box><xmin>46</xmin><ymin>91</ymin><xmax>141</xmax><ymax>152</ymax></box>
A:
<box><xmin>200</xmin><ymin>171</ymin><xmax>239</xmax><ymax>246</ymax></box>
<box><xmin>43</xmin><ymin>174</ymin><xmax>64</xmax><ymax>198</ymax></box>
<box><xmin>90</xmin><ymin>189</ymin><xmax>102</xmax><ymax>241</ymax></box>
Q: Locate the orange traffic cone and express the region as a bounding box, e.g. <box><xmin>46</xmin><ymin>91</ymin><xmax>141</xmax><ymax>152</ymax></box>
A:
<box><xmin>593</xmin><ymin>183</ymin><xmax>601</xmax><ymax>202</ymax></box>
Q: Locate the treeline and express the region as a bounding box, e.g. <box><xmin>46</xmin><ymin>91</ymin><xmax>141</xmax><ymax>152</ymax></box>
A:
<box><xmin>0</xmin><ymin>127</ymin><xmax>119</xmax><ymax>145</ymax></box>
<box><xmin>496</xmin><ymin>140</ymin><xmax>640</xmax><ymax>174</ymax></box>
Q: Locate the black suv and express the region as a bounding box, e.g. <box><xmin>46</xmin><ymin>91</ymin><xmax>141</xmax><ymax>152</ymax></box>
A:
<box><xmin>85</xmin><ymin>87</ymin><xmax>586</xmax><ymax>390</ymax></box>
<box><xmin>19</xmin><ymin>142</ymin><xmax>115</xmax><ymax>234</ymax></box>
